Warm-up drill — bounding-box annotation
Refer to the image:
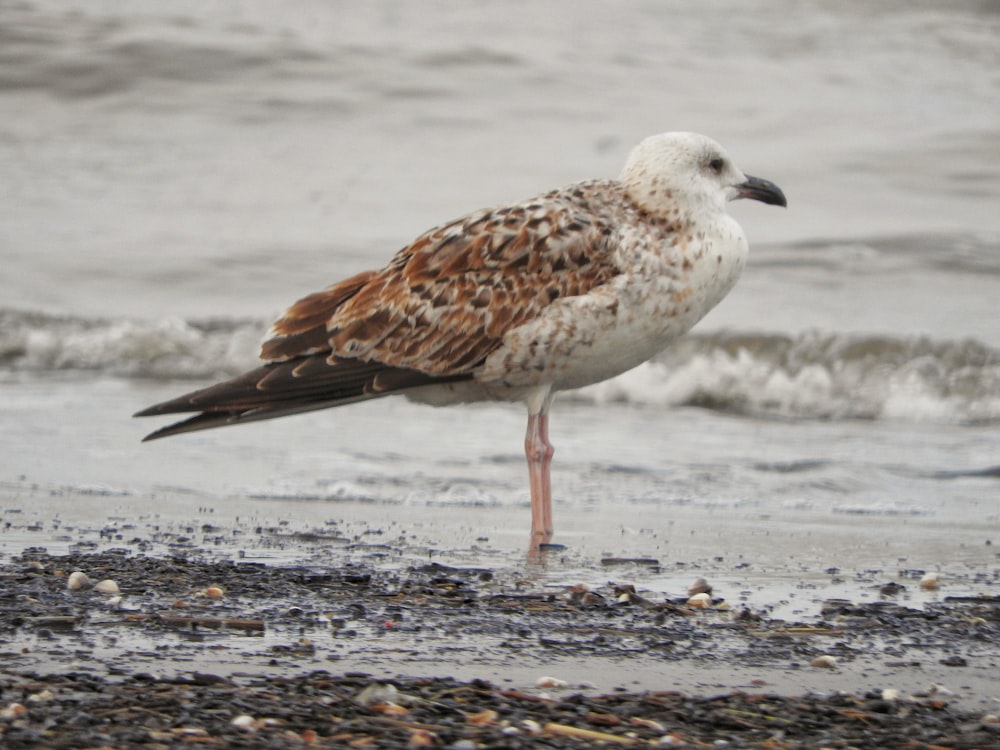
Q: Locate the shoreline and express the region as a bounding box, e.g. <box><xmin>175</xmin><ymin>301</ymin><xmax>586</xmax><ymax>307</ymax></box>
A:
<box><xmin>2</xmin><ymin>523</ymin><xmax>998</xmax><ymax>746</ymax></box>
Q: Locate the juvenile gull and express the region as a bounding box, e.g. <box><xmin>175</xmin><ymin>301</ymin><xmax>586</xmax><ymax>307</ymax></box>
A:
<box><xmin>135</xmin><ymin>132</ymin><xmax>786</xmax><ymax>546</ymax></box>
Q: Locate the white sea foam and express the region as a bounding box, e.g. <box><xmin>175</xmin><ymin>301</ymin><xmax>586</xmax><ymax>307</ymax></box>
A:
<box><xmin>574</xmin><ymin>331</ymin><xmax>1000</xmax><ymax>424</ymax></box>
<box><xmin>3</xmin><ymin>309</ymin><xmax>999</xmax><ymax>424</ymax></box>
<box><xmin>0</xmin><ymin>309</ymin><xmax>261</xmax><ymax>378</ymax></box>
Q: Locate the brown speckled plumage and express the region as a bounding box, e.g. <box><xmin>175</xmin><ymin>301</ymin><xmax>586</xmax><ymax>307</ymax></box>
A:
<box><xmin>263</xmin><ymin>182</ymin><xmax>625</xmax><ymax>377</ymax></box>
<box><xmin>136</xmin><ymin>132</ymin><xmax>786</xmax><ymax>545</ymax></box>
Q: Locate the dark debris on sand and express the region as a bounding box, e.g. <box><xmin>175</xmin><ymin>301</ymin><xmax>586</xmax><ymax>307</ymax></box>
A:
<box><xmin>2</xmin><ymin>670</ymin><xmax>999</xmax><ymax>749</ymax></box>
<box><xmin>1</xmin><ymin>550</ymin><xmax>999</xmax><ymax>748</ymax></box>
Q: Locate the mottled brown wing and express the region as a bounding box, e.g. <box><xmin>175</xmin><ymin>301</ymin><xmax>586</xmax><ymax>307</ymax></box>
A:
<box><xmin>135</xmin><ymin>183</ymin><xmax>627</xmax><ymax>441</ymax></box>
<box><xmin>261</xmin><ymin>183</ymin><xmax>623</xmax><ymax>376</ymax></box>
<box><xmin>258</xmin><ymin>270</ymin><xmax>375</xmax><ymax>361</ymax></box>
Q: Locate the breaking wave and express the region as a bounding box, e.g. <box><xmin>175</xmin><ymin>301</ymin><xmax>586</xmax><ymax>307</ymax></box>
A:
<box><xmin>0</xmin><ymin>309</ymin><xmax>262</xmax><ymax>379</ymax></box>
<box><xmin>3</xmin><ymin>308</ymin><xmax>999</xmax><ymax>424</ymax></box>
<box><xmin>578</xmin><ymin>331</ymin><xmax>1000</xmax><ymax>424</ymax></box>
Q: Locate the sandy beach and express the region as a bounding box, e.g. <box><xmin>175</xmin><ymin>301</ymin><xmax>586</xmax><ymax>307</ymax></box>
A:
<box><xmin>3</xmin><ymin>482</ymin><xmax>999</xmax><ymax>747</ymax></box>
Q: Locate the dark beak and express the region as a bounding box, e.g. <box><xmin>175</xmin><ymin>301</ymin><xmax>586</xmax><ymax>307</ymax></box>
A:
<box><xmin>736</xmin><ymin>174</ymin><xmax>787</xmax><ymax>207</ymax></box>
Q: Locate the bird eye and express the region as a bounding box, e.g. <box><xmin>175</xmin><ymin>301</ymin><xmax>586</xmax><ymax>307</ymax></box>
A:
<box><xmin>708</xmin><ymin>157</ymin><xmax>725</xmax><ymax>174</ymax></box>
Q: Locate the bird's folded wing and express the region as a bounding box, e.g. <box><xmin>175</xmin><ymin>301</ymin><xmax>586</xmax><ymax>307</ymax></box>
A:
<box><xmin>135</xmin><ymin>183</ymin><xmax>629</xmax><ymax>439</ymax></box>
<box><xmin>261</xmin><ymin>183</ymin><xmax>625</xmax><ymax>376</ymax></box>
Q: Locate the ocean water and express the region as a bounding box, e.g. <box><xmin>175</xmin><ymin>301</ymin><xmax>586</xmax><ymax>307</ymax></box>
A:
<box><xmin>1</xmin><ymin>1</ymin><xmax>998</xmax><ymax>584</ymax></box>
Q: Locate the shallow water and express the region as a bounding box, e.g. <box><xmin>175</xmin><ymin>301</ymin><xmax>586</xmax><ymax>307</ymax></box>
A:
<box><xmin>1</xmin><ymin>0</ymin><xmax>998</xmax><ymax>615</ymax></box>
<box><xmin>2</xmin><ymin>377</ymin><xmax>995</xmax><ymax>580</ymax></box>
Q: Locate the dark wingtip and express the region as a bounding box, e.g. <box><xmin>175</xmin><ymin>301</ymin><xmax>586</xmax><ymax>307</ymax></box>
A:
<box><xmin>138</xmin><ymin>411</ymin><xmax>241</xmax><ymax>441</ymax></box>
<box><xmin>133</xmin><ymin>389</ymin><xmax>206</xmax><ymax>419</ymax></box>
<box><xmin>141</xmin><ymin>428</ymin><xmax>183</xmax><ymax>442</ymax></box>
<box><xmin>139</xmin><ymin>420</ymin><xmax>191</xmax><ymax>442</ymax></box>
<box><xmin>132</xmin><ymin>357</ymin><xmax>478</xmax><ymax>443</ymax></box>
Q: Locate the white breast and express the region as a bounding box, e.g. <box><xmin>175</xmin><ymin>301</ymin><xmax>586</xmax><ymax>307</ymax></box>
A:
<box><xmin>478</xmin><ymin>214</ymin><xmax>748</xmax><ymax>393</ymax></box>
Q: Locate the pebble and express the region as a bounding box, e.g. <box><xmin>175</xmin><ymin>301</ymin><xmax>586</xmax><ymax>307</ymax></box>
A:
<box><xmin>175</xmin><ymin>726</ymin><xmax>209</xmax><ymax>736</ymax></box>
<box><xmin>688</xmin><ymin>577</ymin><xmax>712</xmax><ymax>596</ymax></box>
<box><xmin>659</xmin><ymin>734</ymin><xmax>687</xmax><ymax>745</ymax></box>
<box><xmin>919</xmin><ymin>572</ymin><xmax>940</xmax><ymax>590</ymax></box>
<box><xmin>300</xmin><ymin>728</ymin><xmax>318</xmax><ymax>743</ymax></box>
<box><xmin>810</xmin><ymin>655</ymin><xmax>838</xmax><ymax>669</ymax></box>
<box><xmin>94</xmin><ymin>579</ymin><xmax>120</xmax><ymax>595</ymax></box>
<box><xmin>27</xmin><ymin>689</ymin><xmax>53</xmax><ymax>703</ymax></box>
<box><xmin>879</xmin><ymin>582</ymin><xmax>905</xmax><ymax>597</ymax></box>
<box><xmin>536</xmin><ymin>676</ymin><xmax>569</xmax><ymax>689</ymax></box>
<box><xmin>204</xmin><ymin>586</ymin><xmax>225</xmax><ymax>600</ymax></box>
<box><xmin>66</xmin><ymin>571</ymin><xmax>90</xmax><ymax>591</ymax></box>
<box><xmin>408</xmin><ymin>729</ymin><xmax>434</xmax><ymax>747</ymax></box>
<box><xmin>881</xmin><ymin>688</ymin><xmax>900</xmax><ymax>701</ymax></box>
<box><xmin>466</xmin><ymin>709</ymin><xmax>497</xmax><ymax>725</ymax></box>
<box><xmin>356</xmin><ymin>683</ymin><xmax>399</xmax><ymax>707</ymax></box>
<box><xmin>230</xmin><ymin>714</ymin><xmax>256</xmax><ymax>731</ymax></box>
<box><xmin>631</xmin><ymin>717</ymin><xmax>665</xmax><ymax>732</ymax></box>
<box><xmin>0</xmin><ymin>702</ymin><xmax>27</xmax><ymax>720</ymax></box>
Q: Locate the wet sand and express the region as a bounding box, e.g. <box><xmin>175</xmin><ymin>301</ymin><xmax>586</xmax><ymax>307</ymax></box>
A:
<box><xmin>1</xmin><ymin>490</ymin><xmax>998</xmax><ymax>747</ymax></box>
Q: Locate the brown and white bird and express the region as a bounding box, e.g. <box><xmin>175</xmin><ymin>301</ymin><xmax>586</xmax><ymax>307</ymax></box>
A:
<box><xmin>135</xmin><ymin>132</ymin><xmax>786</xmax><ymax>546</ymax></box>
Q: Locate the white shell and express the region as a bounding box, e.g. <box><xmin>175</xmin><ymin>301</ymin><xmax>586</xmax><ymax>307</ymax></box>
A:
<box><xmin>687</xmin><ymin>592</ymin><xmax>712</xmax><ymax>609</ymax></box>
<box><xmin>0</xmin><ymin>703</ymin><xmax>27</xmax><ymax>719</ymax></box>
<box><xmin>355</xmin><ymin>683</ymin><xmax>399</xmax><ymax>707</ymax></box>
<box><xmin>66</xmin><ymin>571</ymin><xmax>90</xmax><ymax>591</ymax></box>
<box><xmin>535</xmin><ymin>676</ymin><xmax>569</xmax><ymax>689</ymax></box>
<box><xmin>810</xmin><ymin>655</ymin><xmax>838</xmax><ymax>669</ymax></box>
<box><xmin>230</xmin><ymin>715</ymin><xmax>257</xmax><ymax>730</ymax></box>
<box><xmin>94</xmin><ymin>579</ymin><xmax>120</xmax><ymax>594</ymax></box>
<box><xmin>521</xmin><ymin>720</ymin><xmax>542</xmax><ymax>734</ymax></box>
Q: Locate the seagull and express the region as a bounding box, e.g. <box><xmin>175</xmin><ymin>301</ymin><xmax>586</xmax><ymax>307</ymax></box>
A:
<box><xmin>135</xmin><ymin>132</ymin><xmax>786</xmax><ymax>546</ymax></box>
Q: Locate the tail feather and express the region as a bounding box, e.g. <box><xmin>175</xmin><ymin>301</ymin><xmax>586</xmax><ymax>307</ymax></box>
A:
<box><xmin>135</xmin><ymin>353</ymin><xmax>472</xmax><ymax>441</ymax></box>
<box><xmin>138</xmin><ymin>392</ymin><xmax>388</xmax><ymax>441</ymax></box>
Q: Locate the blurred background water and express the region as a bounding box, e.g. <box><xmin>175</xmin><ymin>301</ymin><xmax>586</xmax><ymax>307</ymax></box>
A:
<box><xmin>1</xmin><ymin>0</ymin><xmax>998</xmax><ymax>573</ymax></box>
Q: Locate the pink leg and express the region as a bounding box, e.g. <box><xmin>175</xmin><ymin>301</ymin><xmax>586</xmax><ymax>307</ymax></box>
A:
<box><xmin>525</xmin><ymin>410</ymin><xmax>554</xmax><ymax>544</ymax></box>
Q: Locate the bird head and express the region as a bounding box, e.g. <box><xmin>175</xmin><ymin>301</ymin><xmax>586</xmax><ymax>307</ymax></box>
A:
<box><xmin>620</xmin><ymin>132</ymin><xmax>786</xmax><ymax>220</ymax></box>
